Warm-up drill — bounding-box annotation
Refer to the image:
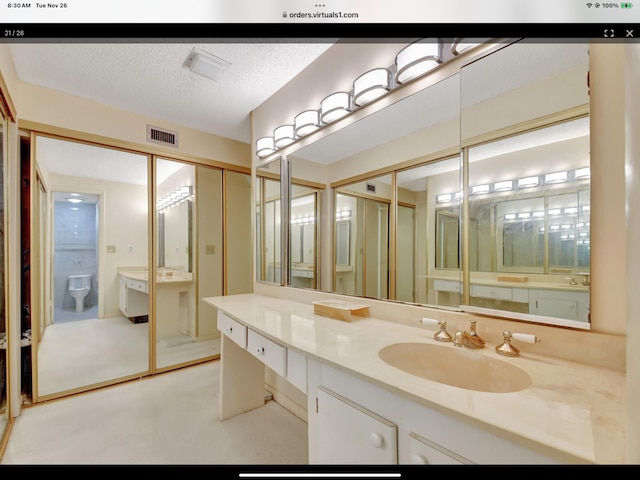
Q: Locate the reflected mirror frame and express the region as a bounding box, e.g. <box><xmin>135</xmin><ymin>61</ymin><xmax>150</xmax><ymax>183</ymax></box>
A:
<box><xmin>255</xmin><ymin>156</ymin><xmax>289</xmax><ymax>287</ymax></box>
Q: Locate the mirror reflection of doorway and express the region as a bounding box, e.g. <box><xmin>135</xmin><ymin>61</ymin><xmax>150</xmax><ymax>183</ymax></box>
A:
<box><xmin>52</xmin><ymin>191</ymin><xmax>100</xmax><ymax>323</ymax></box>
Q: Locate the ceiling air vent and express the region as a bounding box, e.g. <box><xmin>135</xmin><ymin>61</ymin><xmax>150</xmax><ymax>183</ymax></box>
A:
<box><xmin>147</xmin><ymin>125</ymin><xmax>179</xmax><ymax>148</ymax></box>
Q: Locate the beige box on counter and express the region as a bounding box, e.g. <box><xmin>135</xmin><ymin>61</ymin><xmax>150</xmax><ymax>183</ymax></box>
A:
<box><xmin>312</xmin><ymin>300</ymin><xmax>370</xmax><ymax>322</ymax></box>
<box><xmin>497</xmin><ymin>275</ymin><xmax>529</xmax><ymax>283</ymax></box>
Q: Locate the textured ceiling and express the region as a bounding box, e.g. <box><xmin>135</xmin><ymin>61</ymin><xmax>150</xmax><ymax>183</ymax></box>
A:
<box><xmin>9</xmin><ymin>42</ymin><xmax>335</xmax><ymax>143</ymax></box>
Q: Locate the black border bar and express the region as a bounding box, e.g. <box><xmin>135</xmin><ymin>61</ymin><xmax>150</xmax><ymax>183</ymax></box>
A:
<box><xmin>1</xmin><ymin>23</ymin><xmax>639</xmax><ymax>41</ymax></box>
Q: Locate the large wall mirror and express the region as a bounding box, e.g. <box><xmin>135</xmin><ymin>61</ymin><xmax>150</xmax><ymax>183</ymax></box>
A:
<box><xmin>284</xmin><ymin>39</ymin><xmax>591</xmax><ymax>330</ymax></box>
<box><xmin>460</xmin><ymin>41</ymin><xmax>590</xmax><ymax>328</ymax></box>
<box><xmin>0</xmin><ymin>103</ymin><xmax>8</xmax><ymax>442</ymax></box>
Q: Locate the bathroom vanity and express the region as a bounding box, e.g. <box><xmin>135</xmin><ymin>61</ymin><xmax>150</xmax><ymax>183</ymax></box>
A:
<box><xmin>204</xmin><ymin>293</ymin><xmax>625</xmax><ymax>465</ymax></box>
<box><xmin>118</xmin><ymin>268</ymin><xmax>195</xmax><ymax>334</ymax></box>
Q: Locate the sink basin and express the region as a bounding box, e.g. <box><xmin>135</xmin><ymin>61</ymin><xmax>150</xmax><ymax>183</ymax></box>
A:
<box><xmin>378</xmin><ymin>342</ymin><xmax>532</xmax><ymax>393</ymax></box>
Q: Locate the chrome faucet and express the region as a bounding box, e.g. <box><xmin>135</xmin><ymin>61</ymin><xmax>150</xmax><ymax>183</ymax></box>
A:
<box><xmin>453</xmin><ymin>319</ymin><xmax>486</xmax><ymax>349</ymax></box>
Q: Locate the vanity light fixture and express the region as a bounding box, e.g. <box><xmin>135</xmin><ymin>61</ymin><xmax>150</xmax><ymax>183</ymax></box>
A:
<box><xmin>353</xmin><ymin>68</ymin><xmax>392</xmax><ymax>107</ymax></box>
<box><xmin>436</xmin><ymin>193</ymin><xmax>452</xmax><ymax>203</ymax></box>
<box><xmin>574</xmin><ymin>167</ymin><xmax>590</xmax><ymax>179</ymax></box>
<box><xmin>336</xmin><ymin>210</ymin><xmax>352</xmax><ymax>218</ymax></box>
<box><xmin>274</xmin><ymin>124</ymin><xmax>296</xmax><ymax>148</ymax></box>
<box><xmin>518</xmin><ymin>212</ymin><xmax>531</xmax><ymax>219</ymax></box>
<box><xmin>320</xmin><ymin>92</ymin><xmax>353</xmax><ymax>123</ymax></box>
<box><xmin>157</xmin><ymin>185</ymin><xmax>192</xmax><ymax>212</ymax></box>
<box><xmin>451</xmin><ymin>38</ymin><xmax>491</xmax><ymax>56</ymax></box>
<box><xmin>471</xmin><ymin>184</ymin><xmax>490</xmax><ymax>195</ymax></box>
<box><xmin>548</xmin><ymin>209</ymin><xmax>562</xmax><ymax>216</ymax></box>
<box><xmin>493</xmin><ymin>180</ymin><xmax>513</xmax><ymax>192</ymax></box>
<box><xmin>582</xmin><ymin>205</ymin><xmax>590</xmax><ymax>212</ymax></box>
<box><xmin>561</xmin><ymin>224</ymin><xmax>574</xmax><ymax>230</ymax></box>
<box><xmin>504</xmin><ymin>213</ymin><xmax>517</xmax><ymax>220</ymax></box>
<box><xmin>394</xmin><ymin>38</ymin><xmax>443</xmax><ymax>84</ymax></box>
<box><xmin>517</xmin><ymin>176</ymin><xmax>539</xmax><ymax>188</ymax></box>
<box><xmin>256</xmin><ymin>136</ymin><xmax>276</xmax><ymax>158</ymax></box>
<box><xmin>533</xmin><ymin>211</ymin><xmax>545</xmax><ymax>217</ymax></box>
<box><xmin>544</xmin><ymin>171</ymin><xmax>568</xmax><ymax>184</ymax></box>
<box><xmin>294</xmin><ymin>110</ymin><xmax>321</xmax><ymax>137</ymax></box>
<box><xmin>549</xmin><ymin>225</ymin><xmax>561</xmax><ymax>230</ymax></box>
<box><xmin>564</xmin><ymin>207</ymin><xmax>578</xmax><ymax>215</ymax></box>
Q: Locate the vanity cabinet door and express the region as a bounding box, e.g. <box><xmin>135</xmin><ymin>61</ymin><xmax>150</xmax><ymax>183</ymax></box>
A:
<box><xmin>316</xmin><ymin>386</ymin><xmax>397</xmax><ymax>464</ymax></box>
<box><xmin>408</xmin><ymin>432</ymin><xmax>472</xmax><ymax>465</ymax></box>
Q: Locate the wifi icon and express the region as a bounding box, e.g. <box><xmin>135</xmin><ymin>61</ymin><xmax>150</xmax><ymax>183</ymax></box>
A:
<box><xmin>587</xmin><ymin>2</ymin><xmax>593</xmax><ymax>6</ymax></box>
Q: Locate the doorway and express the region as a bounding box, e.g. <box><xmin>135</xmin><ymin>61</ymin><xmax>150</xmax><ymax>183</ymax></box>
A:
<box><xmin>52</xmin><ymin>191</ymin><xmax>100</xmax><ymax>323</ymax></box>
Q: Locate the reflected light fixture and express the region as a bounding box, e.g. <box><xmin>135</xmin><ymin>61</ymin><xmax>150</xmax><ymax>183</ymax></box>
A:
<box><xmin>518</xmin><ymin>176</ymin><xmax>539</xmax><ymax>188</ymax></box>
<box><xmin>574</xmin><ymin>167</ymin><xmax>591</xmax><ymax>179</ymax></box>
<box><xmin>321</xmin><ymin>92</ymin><xmax>353</xmax><ymax>123</ymax></box>
<box><xmin>395</xmin><ymin>38</ymin><xmax>443</xmax><ymax>84</ymax></box>
<box><xmin>274</xmin><ymin>124</ymin><xmax>296</xmax><ymax>148</ymax></box>
<box><xmin>185</xmin><ymin>47</ymin><xmax>231</xmax><ymax>81</ymax></box>
<box><xmin>294</xmin><ymin>110</ymin><xmax>321</xmax><ymax>137</ymax></box>
<box><xmin>353</xmin><ymin>68</ymin><xmax>392</xmax><ymax>107</ymax></box>
<box><xmin>436</xmin><ymin>193</ymin><xmax>452</xmax><ymax>203</ymax></box>
<box><xmin>471</xmin><ymin>184</ymin><xmax>490</xmax><ymax>195</ymax></box>
<box><xmin>256</xmin><ymin>136</ymin><xmax>275</xmax><ymax>158</ymax></box>
<box><xmin>493</xmin><ymin>180</ymin><xmax>513</xmax><ymax>192</ymax></box>
<box><xmin>544</xmin><ymin>171</ymin><xmax>568</xmax><ymax>184</ymax></box>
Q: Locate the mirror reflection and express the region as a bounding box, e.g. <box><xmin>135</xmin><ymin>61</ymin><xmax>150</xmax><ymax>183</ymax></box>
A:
<box><xmin>0</xmin><ymin>110</ymin><xmax>7</xmax><ymax>439</ymax></box>
<box><xmin>256</xmin><ymin>158</ymin><xmax>282</xmax><ymax>284</ymax></box>
<box><xmin>286</xmin><ymin>40</ymin><xmax>590</xmax><ymax>329</ymax></box>
<box><xmin>290</xmin><ymin>183</ymin><xmax>318</xmax><ymax>289</ymax></box>
<box><xmin>34</xmin><ymin>136</ymin><xmax>150</xmax><ymax>398</ymax></box>
<box><xmin>462</xmin><ymin>42</ymin><xmax>590</xmax><ymax>327</ymax></box>
<box><xmin>335</xmin><ymin>174</ymin><xmax>391</xmax><ymax>299</ymax></box>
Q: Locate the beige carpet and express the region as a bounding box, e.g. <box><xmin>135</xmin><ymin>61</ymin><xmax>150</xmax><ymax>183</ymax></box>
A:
<box><xmin>1</xmin><ymin>361</ymin><xmax>309</xmax><ymax>465</ymax></box>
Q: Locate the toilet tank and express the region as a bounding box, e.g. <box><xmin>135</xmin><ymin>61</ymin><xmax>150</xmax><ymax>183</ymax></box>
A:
<box><xmin>69</xmin><ymin>274</ymin><xmax>91</xmax><ymax>289</ymax></box>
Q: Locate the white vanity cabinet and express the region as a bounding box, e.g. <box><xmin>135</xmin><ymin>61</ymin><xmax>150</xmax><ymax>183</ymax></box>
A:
<box><xmin>118</xmin><ymin>276</ymin><xmax>148</xmax><ymax>318</ymax></box>
<box><xmin>528</xmin><ymin>289</ymin><xmax>590</xmax><ymax>323</ymax></box>
<box><xmin>316</xmin><ymin>386</ymin><xmax>397</xmax><ymax>464</ymax></box>
<box><xmin>216</xmin><ymin>310</ymin><xmax>308</xmax><ymax>420</ymax></box>
<box><xmin>307</xmin><ymin>358</ymin><xmax>562</xmax><ymax>465</ymax></box>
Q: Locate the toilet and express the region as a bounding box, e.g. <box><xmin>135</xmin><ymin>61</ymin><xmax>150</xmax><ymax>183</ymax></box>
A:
<box><xmin>68</xmin><ymin>274</ymin><xmax>92</xmax><ymax>313</ymax></box>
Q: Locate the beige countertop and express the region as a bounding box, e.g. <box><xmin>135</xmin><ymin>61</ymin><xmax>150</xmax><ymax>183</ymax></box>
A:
<box><xmin>203</xmin><ymin>293</ymin><xmax>624</xmax><ymax>464</ymax></box>
<box><xmin>119</xmin><ymin>270</ymin><xmax>194</xmax><ymax>284</ymax></box>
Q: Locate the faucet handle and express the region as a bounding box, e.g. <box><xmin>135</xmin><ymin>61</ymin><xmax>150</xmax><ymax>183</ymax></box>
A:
<box><xmin>564</xmin><ymin>276</ymin><xmax>577</xmax><ymax>285</ymax></box>
<box><xmin>495</xmin><ymin>331</ymin><xmax>541</xmax><ymax>357</ymax></box>
<box><xmin>420</xmin><ymin>318</ymin><xmax>453</xmax><ymax>342</ymax></box>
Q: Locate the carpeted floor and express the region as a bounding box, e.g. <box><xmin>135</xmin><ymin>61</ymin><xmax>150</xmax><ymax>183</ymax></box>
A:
<box><xmin>1</xmin><ymin>361</ymin><xmax>309</xmax><ymax>465</ymax></box>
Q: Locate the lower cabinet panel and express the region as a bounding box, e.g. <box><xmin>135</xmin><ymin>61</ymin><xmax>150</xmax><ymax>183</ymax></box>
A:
<box><xmin>316</xmin><ymin>386</ymin><xmax>397</xmax><ymax>464</ymax></box>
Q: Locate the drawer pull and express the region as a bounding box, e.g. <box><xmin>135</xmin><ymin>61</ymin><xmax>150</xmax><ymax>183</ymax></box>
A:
<box><xmin>225</xmin><ymin>327</ymin><xmax>233</xmax><ymax>334</ymax></box>
<box><xmin>256</xmin><ymin>347</ymin><xmax>265</xmax><ymax>356</ymax></box>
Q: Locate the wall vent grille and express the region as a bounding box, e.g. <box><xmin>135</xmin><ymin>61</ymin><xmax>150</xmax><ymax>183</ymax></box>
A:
<box><xmin>147</xmin><ymin>125</ymin><xmax>179</xmax><ymax>148</ymax></box>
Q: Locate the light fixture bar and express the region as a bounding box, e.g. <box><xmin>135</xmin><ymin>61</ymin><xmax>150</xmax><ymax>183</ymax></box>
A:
<box><xmin>294</xmin><ymin>110</ymin><xmax>320</xmax><ymax>137</ymax></box>
<box><xmin>395</xmin><ymin>38</ymin><xmax>443</xmax><ymax>84</ymax></box>
<box><xmin>274</xmin><ymin>124</ymin><xmax>296</xmax><ymax>148</ymax></box>
<box><xmin>353</xmin><ymin>68</ymin><xmax>391</xmax><ymax>107</ymax></box>
<box><xmin>321</xmin><ymin>92</ymin><xmax>353</xmax><ymax>123</ymax></box>
<box><xmin>256</xmin><ymin>136</ymin><xmax>275</xmax><ymax>158</ymax></box>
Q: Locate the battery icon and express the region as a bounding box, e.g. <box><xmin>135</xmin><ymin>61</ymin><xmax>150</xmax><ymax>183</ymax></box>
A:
<box><xmin>621</xmin><ymin>2</ymin><xmax>633</xmax><ymax>8</ymax></box>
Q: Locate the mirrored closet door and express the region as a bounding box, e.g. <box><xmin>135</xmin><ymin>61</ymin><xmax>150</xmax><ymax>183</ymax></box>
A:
<box><xmin>33</xmin><ymin>135</ymin><xmax>150</xmax><ymax>399</ymax></box>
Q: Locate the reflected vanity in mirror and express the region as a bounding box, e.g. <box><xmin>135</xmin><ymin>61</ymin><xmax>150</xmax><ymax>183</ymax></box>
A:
<box><xmin>290</xmin><ymin>182</ymin><xmax>319</xmax><ymax>289</ymax></box>
<box><xmin>284</xmin><ymin>39</ymin><xmax>590</xmax><ymax>330</ymax></box>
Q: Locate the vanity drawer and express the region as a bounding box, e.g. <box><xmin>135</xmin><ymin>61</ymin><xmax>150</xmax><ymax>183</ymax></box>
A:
<box><xmin>126</xmin><ymin>278</ymin><xmax>148</xmax><ymax>293</ymax></box>
<box><xmin>434</xmin><ymin>279</ymin><xmax>461</xmax><ymax>293</ymax></box>
<box><xmin>217</xmin><ymin>311</ymin><xmax>247</xmax><ymax>348</ymax></box>
<box><xmin>247</xmin><ymin>329</ymin><xmax>287</xmax><ymax>377</ymax></box>
<box><xmin>470</xmin><ymin>284</ymin><xmax>512</xmax><ymax>301</ymax></box>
